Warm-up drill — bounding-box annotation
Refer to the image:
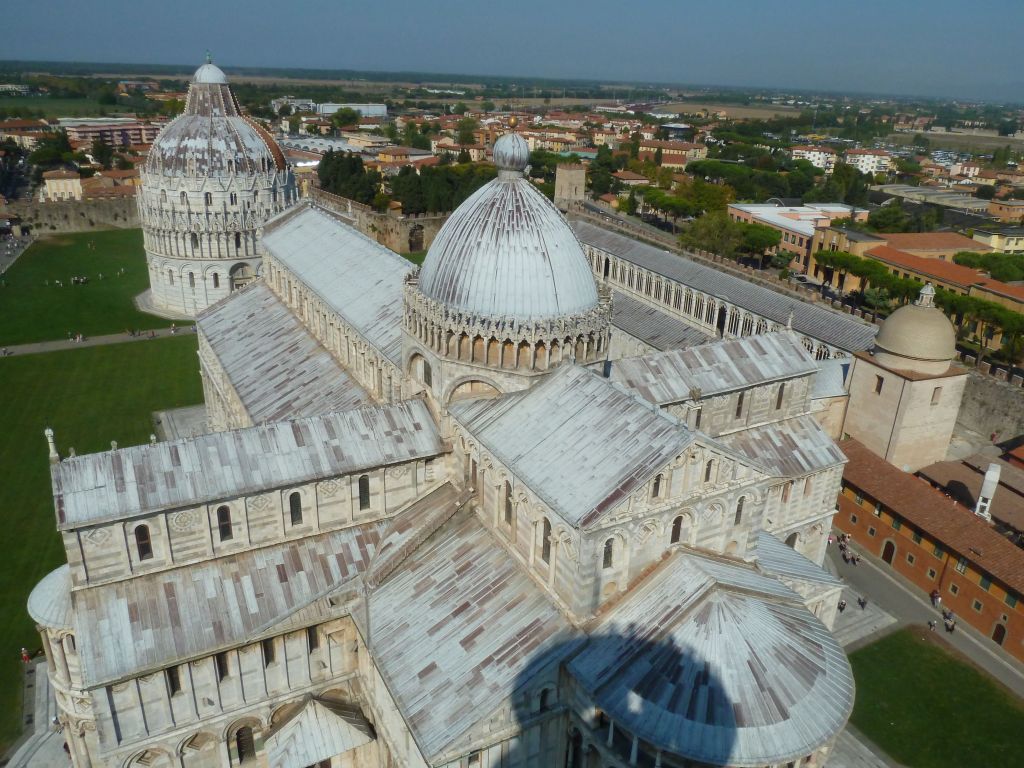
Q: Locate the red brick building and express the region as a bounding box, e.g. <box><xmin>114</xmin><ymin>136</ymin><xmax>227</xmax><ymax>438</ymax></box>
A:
<box><xmin>835</xmin><ymin>438</ymin><xmax>1024</xmax><ymax>661</ymax></box>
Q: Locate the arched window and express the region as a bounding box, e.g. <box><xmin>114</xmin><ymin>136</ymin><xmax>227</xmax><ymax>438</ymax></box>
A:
<box><xmin>671</xmin><ymin>515</ymin><xmax>683</xmax><ymax>544</ymax></box>
<box><xmin>602</xmin><ymin>538</ymin><xmax>615</xmax><ymax>569</ymax></box>
<box><xmin>652</xmin><ymin>473</ymin><xmax>663</xmax><ymax>498</ymax></box>
<box><xmin>541</xmin><ymin>518</ymin><xmax>551</xmax><ymax>564</ymax></box>
<box><xmin>135</xmin><ymin>525</ymin><xmax>153</xmax><ymax>561</ymax></box>
<box><xmin>358</xmin><ymin>475</ymin><xmax>370</xmax><ymax>510</ymax></box>
<box><xmin>504</xmin><ymin>481</ymin><xmax>513</xmax><ymax>526</ymax></box>
<box><xmin>539</xmin><ymin>688</ymin><xmax>551</xmax><ymax>712</ymax></box>
<box><xmin>422</xmin><ymin>360</ymin><xmax>432</xmax><ymax>387</ymax></box>
<box><xmin>160</xmin><ymin>189</ymin><xmax>166</xmax><ymax>202</ymax></box>
<box><xmin>227</xmin><ymin>160</ymin><xmax>234</xmax><ymax>174</ymax></box>
<box><xmin>167</xmin><ymin>269</ymin><xmax>174</xmax><ymax>286</ymax></box>
<box><xmin>289</xmin><ymin>492</ymin><xmax>302</xmax><ymax>526</ymax></box>
<box><xmin>234</xmin><ymin>232</ymin><xmax>241</xmax><ymax>250</ymax></box>
<box><xmin>234</xmin><ymin>726</ymin><xmax>255</xmax><ymax>764</ymax></box>
<box><xmin>217</xmin><ymin>505</ymin><xmax>233</xmax><ymax>541</ymax></box>
<box><xmin>704</xmin><ymin>459</ymin><xmax>714</xmax><ymax>484</ymax></box>
<box><xmin>190</xmin><ymin>232</ymin><xmax>199</xmax><ymax>251</ymax></box>
<box><xmin>734</xmin><ymin>496</ymin><xmax>745</xmax><ymax>525</ymax></box>
<box><xmin>776</xmin><ymin>382</ymin><xmax>786</xmax><ymax>410</ymax></box>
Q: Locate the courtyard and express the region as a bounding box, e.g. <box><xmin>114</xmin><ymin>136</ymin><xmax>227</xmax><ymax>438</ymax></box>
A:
<box><xmin>0</xmin><ymin>337</ymin><xmax>202</xmax><ymax>750</ymax></box>
<box><xmin>0</xmin><ymin>229</ymin><xmax>170</xmax><ymax>346</ymax></box>
<box><xmin>849</xmin><ymin>627</ymin><xmax>1024</xmax><ymax>768</ymax></box>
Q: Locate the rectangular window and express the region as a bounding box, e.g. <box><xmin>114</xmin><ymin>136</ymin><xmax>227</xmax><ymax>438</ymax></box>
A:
<box><xmin>972</xmin><ymin>599</ymin><xmax>983</xmax><ymax>612</ymax></box>
<box><xmin>868</xmin><ymin>526</ymin><xmax>876</xmax><ymax>537</ymax></box>
<box><xmin>735</xmin><ymin>391</ymin><xmax>745</xmax><ymax>419</ymax></box>
<box><xmin>875</xmin><ymin>375</ymin><xmax>884</xmax><ymax>394</ymax></box>
<box><xmin>261</xmin><ymin>638</ymin><xmax>275</xmax><ymax>667</ymax></box>
<box><xmin>892</xmin><ymin>519</ymin><xmax>902</xmax><ymax>530</ymax></box>
<box><xmin>1006</xmin><ymin>594</ymin><xmax>1018</xmax><ymax>608</ymax></box>
<box><xmin>931</xmin><ymin>386</ymin><xmax>942</xmax><ymax>406</ymax></box>
<box><xmin>955</xmin><ymin>556</ymin><xmax>968</xmax><ymax>575</ymax></box>
<box><xmin>980</xmin><ymin>576</ymin><xmax>991</xmax><ymax>591</ymax></box>
<box><xmin>933</xmin><ymin>544</ymin><xmax>944</xmax><ymax>558</ymax></box>
<box><xmin>850</xmin><ymin>514</ymin><xmax>858</xmax><ymax>524</ymax></box>
<box><xmin>912</xmin><ymin>531</ymin><xmax>922</xmax><ymax>544</ymax></box>
<box><xmin>874</xmin><ymin>502</ymin><xmax>882</xmax><ymax>517</ymax></box>
<box><xmin>907</xmin><ymin>553</ymin><xmax>916</xmax><ymax>565</ymax></box>
<box><xmin>927</xmin><ymin>568</ymin><xmax>937</xmax><ymax>580</ymax></box>
<box><xmin>215</xmin><ymin>652</ymin><xmax>229</xmax><ymax>681</ymax></box>
<box><xmin>166</xmin><ymin>666</ymin><xmax>181</xmax><ymax>696</ymax></box>
<box><xmin>950</xmin><ymin>583</ymin><xmax>960</xmax><ymax>595</ymax></box>
<box><xmin>854</xmin><ymin>492</ymin><xmax>864</xmax><ymax>505</ymax></box>
<box><xmin>306</xmin><ymin>627</ymin><xmax>319</xmax><ymax>653</ymax></box>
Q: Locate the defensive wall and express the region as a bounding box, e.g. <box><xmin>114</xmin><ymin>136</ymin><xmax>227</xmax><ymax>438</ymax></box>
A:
<box><xmin>311</xmin><ymin>188</ymin><xmax>449</xmax><ymax>254</ymax></box>
<box><xmin>2</xmin><ymin>197</ymin><xmax>139</xmax><ymax>233</ymax></box>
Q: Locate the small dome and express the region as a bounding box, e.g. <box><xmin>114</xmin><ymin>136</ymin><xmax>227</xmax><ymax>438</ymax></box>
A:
<box><xmin>418</xmin><ymin>135</ymin><xmax>598</xmax><ymax>320</ymax></box>
<box><xmin>193</xmin><ymin>62</ymin><xmax>227</xmax><ymax>85</ymax></box>
<box><xmin>873</xmin><ymin>284</ymin><xmax>956</xmax><ymax>375</ymax></box>
<box><xmin>492</xmin><ymin>132</ymin><xmax>530</xmax><ymax>172</ymax></box>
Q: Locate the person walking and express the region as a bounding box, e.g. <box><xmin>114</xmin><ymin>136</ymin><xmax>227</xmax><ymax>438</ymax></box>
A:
<box><xmin>838</xmin><ymin>599</ymin><xmax>847</xmax><ymax>613</ymax></box>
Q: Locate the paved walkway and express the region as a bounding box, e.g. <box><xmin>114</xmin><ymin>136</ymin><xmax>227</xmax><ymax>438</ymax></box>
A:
<box><xmin>826</xmin><ymin>540</ymin><xmax>1024</xmax><ymax>696</ymax></box>
<box><xmin>5</xmin><ymin>660</ymin><xmax>65</xmax><ymax>768</ymax></box>
<box><xmin>2</xmin><ymin>325</ymin><xmax>196</xmax><ymax>357</ymax></box>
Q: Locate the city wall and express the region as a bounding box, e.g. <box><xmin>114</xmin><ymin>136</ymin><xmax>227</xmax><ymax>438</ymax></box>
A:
<box><xmin>956</xmin><ymin>370</ymin><xmax>1024</xmax><ymax>442</ymax></box>
<box><xmin>3</xmin><ymin>198</ymin><xmax>139</xmax><ymax>233</ymax></box>
<box><xmin>311</xmin><ymin>188</ymin><xmax>449</xmax><ymax>254</ymax></box>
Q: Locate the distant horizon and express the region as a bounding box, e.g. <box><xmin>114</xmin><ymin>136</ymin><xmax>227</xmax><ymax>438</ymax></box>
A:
<box><xmin>3</xmin><ymin>56</ymin><xmax>1020</xmax><ymax>108</ymax></box>
<box><xmin>3</xmin><ymin>0</ymin><xmax>1022</xmax><ymax>103</ymax></box>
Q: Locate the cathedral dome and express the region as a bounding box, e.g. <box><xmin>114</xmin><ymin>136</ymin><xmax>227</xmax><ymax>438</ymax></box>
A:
<box><xmin>144</xmin><ymin>59</ymin><xmax>285</xmax><ymax>178</ymax></box>
<box><xmin>873</xmin><ymin>284</ymin><xmax>956</xmax><ymax>375</ymax></box>
<box><xmin>417</xmin><ymin>133</ymin><xmax>598</xmax><ymax>320</ymax></box>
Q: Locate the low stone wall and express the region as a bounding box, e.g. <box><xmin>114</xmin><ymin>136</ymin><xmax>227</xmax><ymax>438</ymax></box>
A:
<box><xmin>311</xmin><ymin>189</ymin><xmax>449</xmax><ymax>254</ymax></box>
<box><xmin>956</xmin><ymin>370</ymin><xmax>1024</xmax><ymax>442</ymax></box>
<box><xmin>3</xmin><ymin>197</ymin><xmax>139</xmax><ymax>233</ymax></box>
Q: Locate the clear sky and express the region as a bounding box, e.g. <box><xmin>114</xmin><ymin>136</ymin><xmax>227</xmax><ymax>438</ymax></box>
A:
<box><xmin>6</xmin><ymin>0</ymin><xmax>1022</xmax><ymax>101</ymax></box>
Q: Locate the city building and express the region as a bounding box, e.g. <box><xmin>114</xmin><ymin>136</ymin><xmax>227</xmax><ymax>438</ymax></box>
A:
<box><xmin>728</xmin><ymin>203</ymin><xmax>868</xmax><ymax>266</ymax></box>
<box><xmin>39</xmin><ymin>169</ymin><xmax>84</xmax><ymax>202</ymax></box>
<box><xmin>972</xmin><ymin>226</ymin><xmax>1024</xmax><ymax>254</ymax></box>
<box><xmin>137</xmin><ymin>59</ymin><xmax>297</xmax><ymax>316</ymax></box>
<box><xmin>553</xmin><ymin>163</ymin><xmax>586</xmax><ymax>210</ymax></box>
<box><xmin>30</xmin><ymin>132</ymin><xmax>855</xmax><ymax>768</ymax></box>
<box><xmin>879</xmin><ymin>231</ymin><xmax>991</xmax><ymax>260</ymax></box>
<box><xmin>59</xmin><ymin>117</ymin><xmax>166</xmax><ymax>147</ymax></box>
<box><xmin>989</xmin><ymin>199</ymin><xmax>1024</xmax><ymax>223</ymax></box>
<box><xmin>843</xmin><ymin>149</ymin><xmax>891</xmax><ymax>176</ymax></box>
<box><xmin>842</xmin><ymin>284</ymin><xmax>968</xmax><ymax>472</ymax></box>
<box><xmin>790</xmin><ymin>146</ymin><xmax>837</xmax><ymax>174</ymax></box>
<box><xmin>637</xmin><ymin>140</ymin><xmax>707</xmax><ymax>169</ymax></box>
<box><xmin>835</xmin><ymin>438</ymin><xmax>1024</xmax><ymax>660</ymax></box>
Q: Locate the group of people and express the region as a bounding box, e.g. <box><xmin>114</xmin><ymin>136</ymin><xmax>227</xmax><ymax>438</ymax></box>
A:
<box><xmin>837</xmin><ymin>596</ymin><xmax>869</xmax><ymax>614</ymax></box>
<box><xmin>66</xmin><ymin>331</ymin><xmax>87</xmax><ymax>343</ymax></box>
<box><xmin>927</xmin><ymin>609</ymin><xmax>958</xmax><ymax>633</ymax></box>
<box><xmin>835</xmin><ymin>533</ymin><xmax>862</xmax><ymax>565</ymax></box>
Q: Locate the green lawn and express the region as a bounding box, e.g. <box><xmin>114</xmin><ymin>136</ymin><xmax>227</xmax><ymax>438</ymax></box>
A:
<box><xmin>0</xmin><ymin>229</ymin><xmax>171</xmax><ymax>345</ymax></box>
<box><xmin>0</xmin><ymin>337</ymin><xmax>202</xmax><ymax>751</ymax></box>
<box><xmin>0</xmin><ymin>97</ymin><xmax>138</xmax><ymax>118</ymax></box>
<box><xmin>404</xmin><ymin>250</ymin><xmax>427</xmax><ymax>266</ymax></box>
<box><xmin>849</xmin><ymin>627</ymin><xmax>1024</xmax><ymax>768</ymax></box>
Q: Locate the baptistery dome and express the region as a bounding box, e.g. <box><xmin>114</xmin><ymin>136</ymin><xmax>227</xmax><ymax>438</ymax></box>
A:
<box><xmin>873</xmin><ymin>283</ymin><xmax>956</xmax><ymax>375</ymax></box>
<box><xmin>418</xmin><ymin>133</ymin><xmax>599</xmax><ymax>320</ymax></box>
<box><xmin>138</xmin><ymin>56</ymin><xmax>296</xmax><ymax>317</ymax></box>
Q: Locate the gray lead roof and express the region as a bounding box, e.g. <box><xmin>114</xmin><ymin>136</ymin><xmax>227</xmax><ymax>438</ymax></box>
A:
<box><xmin>52</xmin><ymin>399</ymin><xmax>442</xmax><ymax>529</ymax></box>
<box><xmin>611</xmin><ymin>291</ymin><xmax>714</xmax><ymax>351</ymax></box>
<box><xmin>197</xmin><ymin>283</ymin><xmax>371</xmax><ymax>423</ymax></box>
<box><xmin>262</xmin><ymin>204</ymin><xmax>412</xmax><ymax>363</ymax></box>
<box><xmin>572</xmin><ymin>220</ymin><xmax>878</xmax><ymax>352</ymax></box>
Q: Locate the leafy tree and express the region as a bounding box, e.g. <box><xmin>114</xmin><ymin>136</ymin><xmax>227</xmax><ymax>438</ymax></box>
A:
<box><xmin>975</xmin><ymin>185</ymin><xmax>996</xmax><ymax>200</ymax></box>
<box><xmin>287</xmin><ymin>115</ymin><xmax>301</xmax><ymax>135</ymax></box>
<box><xmin>330</xmin><ymin>108</ymin><xmax>361</xmax><ymax>129</ymax></box>
<box><xmin>739</xmin><ymin>223</ymin><xmax>782</xmax><ymax>262</ymax></box>
<box><xmin>481</xmin><ymin>101</ymin><xmax>495</xmax><ymax>112</ymax></box>
<box><xmin>680</xmin><ymin>211</ymin><xmax>743</xmax><ymax>259</ymax></box>
<box><xmin>452</xmin><ymin>102</ymin><xmax>468</xmax><ymax>115</ymax></box>
<box><xmin>457</xmin><ymin>148</ymin><xmax>471</xmax><ymax>164</ymax></box>
<box><xmin>456</xmin><ymin>117</ymin><xmax>478</xmax><ymax>146</ymax></box>
<box><xmin>114</xmin><ymin>154</ymin><xmax>134</xmax><ymax>170</ymax></box>
<box><xmin>91</xmin><ymin>137</ymin><xmax>114</xmax><ymax>170</ymax></box>
<box><xmin>653</xmin><ymin>147</ymin><xmax>663</xmax><ymax>166</ymax></box>
<box><xmin>277</xmin><ymin>104</ymin><xmax>293</xmax><ymax>117</ymax></box>
<box><xmin>867</xmin><ymin>203</ymin><xmax>909</xmax><ymax>232</ymax></box>
<box><xmin>305</xmin><ymin>122</ymin><xmax>321</xmax><ymax>135</ymax></box>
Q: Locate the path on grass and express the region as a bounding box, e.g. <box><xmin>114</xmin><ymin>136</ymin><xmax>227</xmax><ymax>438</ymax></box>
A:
<box><xmin>0</xmin><ymin>326</ymin><xmax>197</xmax><ymax>357</ymax></box>
<box><xmin>826</xmin><ymin>543</ymin><xmax>1024</xmax><ymax>697</ymax></box>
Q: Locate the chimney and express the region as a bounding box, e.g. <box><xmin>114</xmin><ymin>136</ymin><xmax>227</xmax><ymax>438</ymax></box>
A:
<box><xmin>974</xmin><ymin>463</ymin><xmax>1001</xmax><ymax>521</ymax></box>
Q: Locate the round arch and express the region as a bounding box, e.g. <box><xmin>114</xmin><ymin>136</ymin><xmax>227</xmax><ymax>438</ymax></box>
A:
<box><xmin>445</xmin><ymin>376</ymin><xmax>502</xmax><ymax>405</ymax></box>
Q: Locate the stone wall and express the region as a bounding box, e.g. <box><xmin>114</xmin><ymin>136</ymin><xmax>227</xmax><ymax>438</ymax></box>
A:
<box><xmin>3</xmin><ymin>197</ymin><xmax>139</xmax><ymax>232</ymax></box>
<box><xmin>956</xmin><ymin>369</ymin><xmax>1024</xmax><ymax>442</ymax></box>
<box><xmin>312</xmin><ymin>189</ymin><xmax>449</xmax><ymax>254</ymax></box>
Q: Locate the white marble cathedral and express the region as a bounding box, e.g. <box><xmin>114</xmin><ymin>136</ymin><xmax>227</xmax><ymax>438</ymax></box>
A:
<box><xmin>138</xmin><ymin>58</ymin><xmax>297</xmax><ymax>317</ymax></box>
<box><xmin>30</xmin><ymin>129</ymin><xmax>859</xmax><ymax>768</ymax></box>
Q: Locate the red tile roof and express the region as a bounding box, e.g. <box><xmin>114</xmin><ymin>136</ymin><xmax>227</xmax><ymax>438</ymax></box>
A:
<box><xmin>865</xmin><ymin>246</ymin><xmax>985</xmax><ymax>289</ymax></box>
<box><xmin>882</xmin><ymin>232</ymin><xmax>990</xmax><ymax>253</ymax></box>
<box><xmin>840</xmin><ymin>438</ymin><xmax>1024</xmax><ymax>595</ymax></box>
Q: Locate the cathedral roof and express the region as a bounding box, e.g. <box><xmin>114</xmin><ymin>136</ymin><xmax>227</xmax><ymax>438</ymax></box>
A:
<box><xmin>261</xmin><ymin>204</ymin><xmax>412</xmax><ymax>364</ymax></box>
<box><xmin>719</xmin><ymin>413</ymin><xmax>847</xmax><ymax>479</ymax></box>
<box><xmin>197</xmin><ymin>283</ymin><xmax>371</xmax><ymax>423</ymax></box>
<box><xmin>52</xmin><ymin>399</ymin><xmax>442</xmax><ymax>529</ymax></box>
<box><xmin>449</xmin><ymin>365</ymin><xmax>694</xmax><ymax>529</ymax></box>
<box><xmin>144</xmin><ymin>59</ymin><xmax>286</xmax><ymax>177</ymax></box>
<box><xmin>366</xmin><ymin>506</ymin><xmax>580</xmax><ymax>762</ymax></box>
<box><xmin>73</xmin><ymin>520</ymin><xmax>388</xmax><ymax>687</ymax></box>
<box><xmin>417</xmin><ymin>133</ymin><xmax>599</xmax><ymax>321</ymax></box>
<box><xmin>573</xmin><ymin>220</ymin><xmax>878</xmax><ymax>353</ymax></box>
<box><xmin>570</xmin><ymin>550</ymin><xmax>854</xmax><ymax>767</ymax></box>
<box><xmin>610</xmin><ymin>331</ymin><xmax>819</xmax><ymax>406</ymax></box>
<box><xmin>873</xmin><ymin>283</ymin><xmax>956</xmax><ymax>372</ymax></box>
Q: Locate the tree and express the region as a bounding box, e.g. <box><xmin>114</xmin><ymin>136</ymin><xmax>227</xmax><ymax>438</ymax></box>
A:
<box><xmin>452</xmin><ymin>102</ymin><xmax>468</xmax><ymax>115</ymax></box>
<box><xmin>330</xmin><ymin>108</ymin><xmax>361</xmax><ymax>129</ymax></box>
<box><xmin>277</xmin><ymin>104</ymin><xmax>293</xmax><ymax>117</ymax></box>
<box><xmin>456</xmin><ymin>117</ymin><xmax>478</xmax><ymax>146</ymax></box>
<box><xmin>481</xmin><ymin>101</ymin><xmax>495</xmax><ymax>112</ymax></box>
<box><xmin>305</xmin><ymin>122</ymin><xmax>321</xmax><ymax>135</ymax></box>
<box><xmin>91</xmin><ymin>137</ymin><xmax>114</xmax><ymax>170</ymax></box>
<box><xmin>654</xmin><ymin>147</ymin><xmax>663</xmax><ymax>166</ymax></box>
<box><xmin>680</xmin><ymin>211</ymin><xmax>743</xmax><ymax>260</ymax></box>
<box><xmin>738</xmin><ymin>223</ymin><xmax>782</xmax><ymax>265</ymax></box>
<box><xmin>114</xmin><ymin>155</ymin><xmax>134</xmax><ymax>170</ymax></box>
<box><xmin>868</xmin><ymin>203</ymin><xmax>909</xmax><ymax>232</ymax></box>
<box><xmin>457</xmin><ymin>149</ymin><xmax>471</xmax><ymax>164</ymax></box>
<box><xmin>287</xmin><ymin>115</ymin><xmax>301</xmax><ymax>135</ymax></box>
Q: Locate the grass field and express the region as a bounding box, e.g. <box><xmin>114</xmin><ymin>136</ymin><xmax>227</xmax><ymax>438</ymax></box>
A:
<box><xmin>0</xmin><ymin>97</ymin><xmax>137</xmax><ymax>118</ymax></box>
<box><xmin>849</xmin><ymin>627</ymin><xmax>1024</xmax><ymax>768</ymax></box>
<box><xmin>0</xmin><ymin>229</ymin><xmax>171</xmax><ymax>346</ymax></box>
<box><xmin>0</xmin><ymin>337</ymin><xmax>203</xmax><ymax>751</ymax></box>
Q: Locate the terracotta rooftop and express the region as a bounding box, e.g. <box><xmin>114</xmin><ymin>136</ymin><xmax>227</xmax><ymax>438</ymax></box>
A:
<box><xmin>882</xmin><ymin>232</ymin><xmax>991</xmax><ymax>253</ymax></box>
<box><xmin>917</xmin><ymin>458</ymin><xmax>1024</xmax><ymax>533</ymax></box>
<box><xmin>865</xmin><ymin>246</ymin><xmax>985</xmax><ymax>289</ymax></box>
<box><xmin>839</xmin><ymin>438</ymin><xmax>1024</xmax><ymax>595</ymax></box>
